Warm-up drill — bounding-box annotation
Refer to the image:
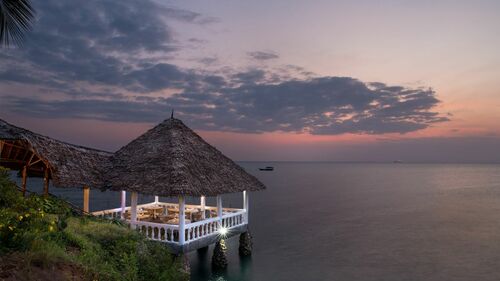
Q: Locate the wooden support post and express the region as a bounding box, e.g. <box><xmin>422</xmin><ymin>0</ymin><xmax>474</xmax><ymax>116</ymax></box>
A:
<box><xmin>21</xmin><ymin>165</ymin><xmax>27</xmax><ymax>196</ymax></box>
<box><xmin>130</xmin><ymin>192</ymin><xmax>138</xmax><ymax>228</ymax></box>
<box><xmin>43</xmin><ymin>166</ymin><xmax>49</xmax><ymax>196</ymax></box>
<box><xmin>83</xmin><ymin>186</ymin><xmax>90</xmax><ymax>213</ymax></box>
<box><xmin>179</xmin><ymin>196</ymin><xmax>186</xmax><ymax>245</ymax></box>
<box><xmin>120</xmin><ymin>191</ymin><xmax>126</xmax><ymax>219</ymax></box>
<box><xmin>216</xmin><ymin>195</ymin><xmax>223</xmax><ymax>228</ymax></box>
<box><xmin>200</xmin><ymin>196</ymin><xmax>206</xmax><ymax>219</ymax></box>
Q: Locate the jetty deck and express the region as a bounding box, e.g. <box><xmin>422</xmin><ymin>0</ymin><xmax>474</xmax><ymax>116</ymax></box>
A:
<box><xmin>92</xmin><ymin>196</ymin><xmax>249</xmax><ymax>253</ymax></box>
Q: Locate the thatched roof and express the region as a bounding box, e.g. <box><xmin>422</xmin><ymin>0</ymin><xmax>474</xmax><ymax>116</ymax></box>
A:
<box><xmin>103</xmin><ymin>117</ymin><xmax>266</xmax><ymax>197</ymax></box>
<box><xmin>0</xmin><ymin>119</ymin><xmax>111</xmax><ymax>188</ymax></box>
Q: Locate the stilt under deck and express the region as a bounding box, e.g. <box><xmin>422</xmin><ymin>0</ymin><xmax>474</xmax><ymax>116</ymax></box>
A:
<box><xmin>92</xmin><ymin>191</ymin><xmax>250</xmax><ymax>254</ymax></box>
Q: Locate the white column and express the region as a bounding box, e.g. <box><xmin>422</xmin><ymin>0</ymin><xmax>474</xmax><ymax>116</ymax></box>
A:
<box><xmin>179</xmin><ymin>196</ymin><xmax>186</xmax><ymax>244</ymax></box>
<box><xmin>130</xmin><ymin>192</ymin><xmax>138</xmax><ymax>228</ymax></box>
<box><xmin>243</xmin><ymin>190</ymin><xmax>248</xmax><ymax>223</ymax></box>
<box><xmin>120</xmin><ymin>190</ymin><xmax>126</xmax><ymax>219</ymax></box>
<box><xmin>216</xmin><ymin>195</ymin><xmax>223</xmax><ymax>228</ymax></box>
<box><xmin>200</xmin><ymin>196</ymin><xmax>206</xmax><ymax>219</ymax></box>
<box><xmin>246</xmin><ymin>191</ymin><xmax>250</xmax><ymax>215</ymax></box>
<box><xmin>154</xmin><ymin>195</ymin><xmax>159</xmax><ymax>203</ymax></box>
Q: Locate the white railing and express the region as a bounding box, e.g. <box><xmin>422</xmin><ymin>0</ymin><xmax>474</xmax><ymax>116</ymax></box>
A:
<box><xmin>132</xmin><ymin>220</ymin><xmax>180</xmax><ymax>243</ymax></box>
<box><xmin>184</xmin><ymin>210</ymin><xmax>246</xmax><ymax>244</ymax></box>
<box><xmin>92</xmin><ymin>206</ymin><xmax>127</xmax><ymax>219</ymax></box>
<box><xmin>92</xmin><ymin>202</ymin><xmax>247</xmax><ymax>245</ymax></box>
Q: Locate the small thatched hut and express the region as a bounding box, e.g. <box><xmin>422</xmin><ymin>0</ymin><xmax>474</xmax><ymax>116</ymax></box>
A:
<box><xmin>98</xmin><ymin>116</ymin><xmax>265</xmax><ymax>248</ymax></box>
<box><xmin>0</xmin><ymin>118</ymin><xmax>111</xmax><ymax>199</ymax></box>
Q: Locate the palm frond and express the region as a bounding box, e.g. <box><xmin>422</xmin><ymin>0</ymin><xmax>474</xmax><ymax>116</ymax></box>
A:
<box><xmin>0</xmin><ymin>0</ymin><xmax>35</xmax><ymax>47</ymax></box>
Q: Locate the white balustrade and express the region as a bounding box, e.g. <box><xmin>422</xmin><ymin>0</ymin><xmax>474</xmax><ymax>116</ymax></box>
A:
<box><xmin>132</xmin><ymin>220</ymin><xmax>180</xmax><ymax>242</ymax></box>
<box><xmin>184</xmin><ymin>210</ymin><xmax>246</xmax><ymax>243</ymax></box>
<box><xmin>92</xmin><ymin>202</ymin><xmax>247</xmax><ymax>245</ymax></box>
<box><xmin>92</xmin><ymin>207</ymin><xmax>125</xmax><ymax>219</ymax></box>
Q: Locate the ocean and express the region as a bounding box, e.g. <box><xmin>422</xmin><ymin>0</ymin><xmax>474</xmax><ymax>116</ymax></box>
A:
<box><xmin>10</xmin><ymin>163</ymin><xmax>500</xmax><ymax>281</ymax></box>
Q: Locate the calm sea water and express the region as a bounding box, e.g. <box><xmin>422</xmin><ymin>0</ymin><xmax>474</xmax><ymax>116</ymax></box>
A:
<box><xmin>10</xmin><ymin>163</ymin><xmax>500</xmax><ymax>281</ymax></box>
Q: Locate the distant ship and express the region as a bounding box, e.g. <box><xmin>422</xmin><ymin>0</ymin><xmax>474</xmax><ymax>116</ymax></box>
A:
<box><xmin>259</xmin><ymin>166</ymin><xmax>274</xmax><ymax>171</ymax></box>
<box><xmin>393</xmin><ymin>160</ymin><xmax>403</xmax><ymax>164</ymax></box>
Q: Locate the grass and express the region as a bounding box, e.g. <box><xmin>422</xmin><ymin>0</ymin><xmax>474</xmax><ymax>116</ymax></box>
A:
<box><xmin>0</xmin><ymin>167</ymin><xmax>189</xmax><ymax>281</ymax></box>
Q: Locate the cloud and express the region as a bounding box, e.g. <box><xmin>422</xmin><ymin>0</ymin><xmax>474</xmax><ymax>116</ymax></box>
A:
<box><xmin>2</xmin><ymin>73</ymin><xmax>449</xmax><ymax>135</ymax></box>
<box><xmin>197</xmin><ymin>56</ymin><xmax>218</xmax><ymax>66</ymax></box>
<box><xmin>162</xmin><ymin>7</ymin><xmax>219</xmax><ymax>25</ymax></box>
<box><xmin>0</xmin><ymin>0</ymin><xmax>216</xmax><ymax>92</ymax></box>
<box><xmin>0</xmin><ymin>0</ymin><xmax>449</xmax><ymax>136</ymax></box>
<box><xmin>247</xmin><ymin>51</ymin><xmax>279</xmax><ymax>61</ymax></box>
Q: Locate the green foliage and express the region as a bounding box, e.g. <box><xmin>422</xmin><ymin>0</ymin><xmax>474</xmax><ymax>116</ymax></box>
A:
<box><xmin>0</xmin><ymin>167</ymin><xmax>189</xmax><ymax>281</ymax></box>
<box><xmin>0</xmin><ymin>167</ymin><xmax>23</xmax><ymax>208</ymax></box>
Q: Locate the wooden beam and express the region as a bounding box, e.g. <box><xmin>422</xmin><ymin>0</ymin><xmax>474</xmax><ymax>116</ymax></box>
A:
<box><xmin>29</xmin><ymin>158</ymin><xmax>43</xmax><ymax>166</ymax></box>
<box><xmin>43</xmin><ymin>166</ymin><xmax>50</xmax><ymax>196</ymax></box>
<box><xmin>20</xmin><ymin>149</ymin><xmax>30</xmax><ymax>162</ymax></box>
<box><xmin>21</xmin><ymin>166</ymin><xmax>27</xmax><ymax>196</ymax></box>
<box><xmin>2</xmin><ymin>141</ymin><xmax>26</xmax><ymax>151</ymax></box>
<box><xmin>83</xmin><ymin>186</ymin><xmax>90</xmax><ymax>213</ymax></box>
<box><xmin>5</xmin><ymin>143</ymin><xmax>13</xmax><ymax>159</ymax></box>
<box><xmin>12</xmin><ymin>146</ymin><xmax>22</xmax><ymax>160</ymax></box>
<box><xmin>26</xmin><ymin>153</ymin><xmax>35</xmax><ymax>166</ymax></box>
<box><xmin>0</xmin><ymin>159</ymin><xmax>26</xmax><ymax>164</ymax></box>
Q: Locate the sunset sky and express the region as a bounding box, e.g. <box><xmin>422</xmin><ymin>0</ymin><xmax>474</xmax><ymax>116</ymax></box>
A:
<box><xmin>1</xmin><ymin>0</ymin><xmax>499</xmax><ymax>162</ymax></box>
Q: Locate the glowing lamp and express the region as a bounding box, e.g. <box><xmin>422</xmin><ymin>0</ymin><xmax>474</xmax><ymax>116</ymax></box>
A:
<box><xmin>219</xmin><ymin>227</ymin><xmax>228</xmax><ymax>236</ymax></box>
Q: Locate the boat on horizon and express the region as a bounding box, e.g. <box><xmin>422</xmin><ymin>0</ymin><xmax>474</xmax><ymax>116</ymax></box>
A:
<box><xmin>259</xmin><ymin>166</ymin><xmax>274</xmax><ymax>171</ymax></box>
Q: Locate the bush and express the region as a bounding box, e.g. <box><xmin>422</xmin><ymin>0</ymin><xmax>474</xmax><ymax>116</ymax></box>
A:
<box><xmin>0</xmin><ymin>167</ymin><xmax>189</xmax><ymax>281</ymax></box>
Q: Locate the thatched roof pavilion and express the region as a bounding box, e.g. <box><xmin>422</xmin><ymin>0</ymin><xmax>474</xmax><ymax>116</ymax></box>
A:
<box><xmin>0</xmin><ymin>118</ymin><xmax>111</xmax><ymax>195</ymax></box>
<box><xmin>103</xmin><ymin>117</ymin><xmax>265</xmax><ymax>197</ymax></box>
<box><xmin>96</xmin><ymin>116</ymin><xmax>265</xmax><ymax>249</ymax></box>
<box><xmin>1</xmin><ymin>116</ymin><xmax>265</xmax><ymax>250</ymax></box>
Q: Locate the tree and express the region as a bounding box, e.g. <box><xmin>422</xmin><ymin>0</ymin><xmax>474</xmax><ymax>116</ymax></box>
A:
<box><xmin>0</xmin><ymin>0</ymin><xmax>35</xmax><ymax>47</ymax></box>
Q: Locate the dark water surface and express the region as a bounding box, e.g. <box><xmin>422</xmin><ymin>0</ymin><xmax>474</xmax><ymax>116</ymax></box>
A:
<box><xmin>11</xmin><ymin>163</ymin><xmax>500</xmax><ymax>281</ymax></box>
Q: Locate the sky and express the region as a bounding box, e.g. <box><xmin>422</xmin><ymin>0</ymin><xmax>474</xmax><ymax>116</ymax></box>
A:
<box><xmin>1</xmin><ymin>0</ymin><xmax>499</xmax><ymax>162</ymax></box>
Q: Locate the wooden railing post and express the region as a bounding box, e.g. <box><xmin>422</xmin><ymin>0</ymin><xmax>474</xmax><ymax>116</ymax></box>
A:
<box><xmin>21</xmin><ymin>165</ymin><xmax>27</xmax><ymax>196</ymax></box>
<box><xmin>83</xmin><ymin>186</ymin><xmax>90</xmax><ymax>213</ymax></box>
<box><xmin>43</xmin><ymin>166</ymin><xmax>49</xmax><ymax>196</ymax></box>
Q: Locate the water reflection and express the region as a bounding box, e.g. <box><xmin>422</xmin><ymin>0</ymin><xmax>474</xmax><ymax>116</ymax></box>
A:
<box><xmin>193</xmin><ymin>247</ymin><xmax>210</xmax><ymax>278</ymax></box>
<box><xmin>189</xmin><ymin>234</ymin><xmax>254</xmax><ymax>281</ymax></box>
<box><xmin>239</xmin><ymin>255</ymin><xmax>252</xmax><ymax>278</ymax></box>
